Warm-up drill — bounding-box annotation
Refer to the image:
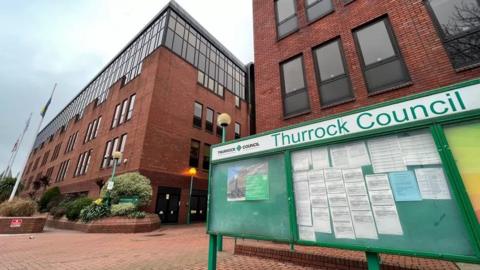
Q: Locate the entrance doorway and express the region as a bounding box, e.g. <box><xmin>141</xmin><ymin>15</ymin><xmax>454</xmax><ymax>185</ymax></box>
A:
<box><xmin>189</xmin><ymin>189</ymin><xmax>207</xmax><ymax>222</ymax></box>
<box><xmin>156</xmin><ymin>187</ymin><xmax>181</xmax><ymax>223</ymax></box>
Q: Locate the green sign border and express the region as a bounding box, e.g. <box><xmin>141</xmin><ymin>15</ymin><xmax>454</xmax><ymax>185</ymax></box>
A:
<box><xmin>207</xmin><ymin>77</ymin><xmax>480</xmax><ymax>264</ymax></box>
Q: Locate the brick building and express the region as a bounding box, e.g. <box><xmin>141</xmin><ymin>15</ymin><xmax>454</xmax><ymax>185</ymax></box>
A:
<box><xmin>21</xmin><ymin>1</ymin><xmax>253</xmax><ymax>224</ymax></box>
<box><xmin>253</xmin><ymin>0</ymin><xmax>480</xmax><ymax>132</ymax></box>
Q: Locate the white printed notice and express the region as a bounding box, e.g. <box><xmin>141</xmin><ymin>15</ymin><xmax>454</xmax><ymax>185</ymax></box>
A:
<box><xmin>331</xmin><ymin>207</ymin><xmax>356</xmax><ymax>239</ymax></box>
<box><xmin>330</xmin><ymin>142</ymin><xmax>371</xmax><ymax>168</ymax></box>
<box><xmin>296</xmin><ymin>201</ymin><xmax>313</xmax><ymax>226</ymax></box>
<box><xmin>293</xmin><ymin>171</ymin><xmax>308</xmax><ymax>182</ymax></box>
<box><xmin>292</xmin><ymin>150</ymin><xmax>311</xmax><ymax>171</ymax></box>
<box><xmin>415</xmin><ymin>168</ymin><xmax>451</xmax><ymax>200</ymax></box>
<box><xmin>365</xmin><ymin>174</ymin><xmax>391</xmax><ymax>191</ymax></box>
<box><xmin>298</xmin><ymin>226</ymin><xmax>316</xmax><ymax>241</ymax></box>
<box><xmin>351</xmin><ymin>210</ymin><xmax>378</xmax><ymax>239</ymax></box>
<box><xmin>308</xmin><ymin>170</ymin><xmax>325</xmax><ymax>182</ymax></box>
<box><xmin>372</xmin><ymin>205</ymin><xmax>403</xmax><ymax>235</ymax></box>
<box><xmin>294</xmin><ymin>181</ymin><xmax>310</xmax><ymax>202</ymax></box>
<box><xmin>398</xmin><ymin>133</ymin><xmax>441</xmax><ymax>166</ymax></box>
<box><xmin>312</xmin><ymin>207</ymin><xmax>331</xmax><ymax>233</ymax></box>
<box><xmin>367</xmin><ymin>136</ymin><xmax>407</xmax><ymax>173</ymax></box>
<box><xmin>311</xmin><ymin>147</ymin><xmax>330</xmax><ymax>169</ymax></box>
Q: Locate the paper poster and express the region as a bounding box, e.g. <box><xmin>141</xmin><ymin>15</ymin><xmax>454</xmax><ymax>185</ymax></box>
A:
<box><xmin>342</xmin><ymin>168</ymin><xmax>364</xmax><ymax>183</ymax></box>
<box><xmin>312</xmin><ymin>207</ymin><xmax>331</xmax><ymax>233</ymax></box>
<box><xmin>365</xmin><ymin>174</ymin><xmax>391</xmax><ymax>191</ymax></box>
<box><xmin>351</xmin><ymin>210</ymin><xmax>378</xmax><ymax>239</ymax></box>
<box><xmin>345</xmin><ymin>182</ymin><xmax>368</xmax><ymax>196</ymax></box>
<box><xmin>367</xmin><ymin>136</ymin><xmax>407</xmax><ymax>173</ymax></box>
<box><xmin>330</xmin><ymin>142</ymin><xmax>371</xmax><ymax>168</ymax></box>
<box><xmin>369</xmin><ymin>190</ymin><xmax>395</xmax><ymax>206</ymax></box>
<box><xmin>294</xmin><ymin>181</ymin><xmax>310</xmax><ymax>202</ymax></box>
<box><xmin>331</xmin><ymin>207</ymin><xmax>356</xmax><ymax>239</ymax></box>
<box><xmin>308</xmin><ymin>170</ymin><xmax>325</xmax><ymax>182</ymax></box>
<box><xmin>326</xmin><ymin>181</ymin><xmax>345</xmax><ymax>194</ymax></box>
<box><xmin>398</xmin><ymin>133</ymin><xmax>441</xmax><ymax>166</ymax></box>
<box><xmin>330</xmin><ymin>146</ymin><xmax>349</xmax><ymax>168</ymax></box>
<box><xmin>227</xmin><ymin>166</ymin><xmax>245</xmax><ymax>201</ymax></box>
<box><xmin>328</xmin><ymin>193</ymin><xmax>348</xmax><ymax>207</ymax></box>
<box><xmin>388</xmin><ymin>171</ymin><xmax>422</xmax><ymax>202</ymax></box>
<box><xmin>293</xmin><ymin>171</ymin><xmax>308</xmax><ymax>182</ymax></box>
<box><xmin>324</xmin><ymin>168</ymin><xmax>343</xmax><ymax>182</ymax></box>
<box><xmin>311</xmin><ymin>147</ymin><xmax>330</xmax><ymax>169</ymax></box>
<box><xmin>296</xmin><ymin>201</ymin><xmax>313</xmax><ymax>226</ymax></box>
<box><xmin>348</xmin><ymin>195</ymin><xmax>371</xmax><ymax>211</ymax></box>
<box><xmin>309</xmin><ymin>182</ymin><xmax>327</xmax><ymax>196</ymax></box>
<box><xmin>415</xmin><ymin>168</ymin><xmax>451</xmax><ymax>200</ymax></box>
<box><xmin>311</xmin><ymin>195</ymin><xmax>329</xmax><ymax>208</ymax></box>
<box><xmin>227</xmin><ymin>163</ymin><xmax>268</xmax><ymax>201</ymax></box>
<box><xmin>298</xmin><ymin>226</ymin><xmax>316</xmax><ymax>241</ymax></box>
<box><xmin>372</xmin><ymin>205</ymin><xmax>403</xmax><ymax>235</ymax></box>
<box><xmin>292</xmin><ymin>150</ymin><xmax>311</xmax><ymax>171</ymax></box>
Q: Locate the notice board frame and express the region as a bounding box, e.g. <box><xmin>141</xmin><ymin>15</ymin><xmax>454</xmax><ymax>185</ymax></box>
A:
<box><xmin>207</xmin><ymin>78</ymin><xmax>480</xmax><ymax>265</ymax></box>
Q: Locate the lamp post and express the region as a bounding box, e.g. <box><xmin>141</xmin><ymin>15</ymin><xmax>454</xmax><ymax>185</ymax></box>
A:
<box><xmin>216</xmin><ymin>113</ymin><xmax>231</xmax><ymax>252</ymax></box>
<box><xmin>103</xmin><ymin>151</ymin><xmax>123</xmax><ymax>207</ymax></box>
<box><xmin>187</xmin><ymin>167</ymin><xmax>197</xmax><ymax>225</ymax></box>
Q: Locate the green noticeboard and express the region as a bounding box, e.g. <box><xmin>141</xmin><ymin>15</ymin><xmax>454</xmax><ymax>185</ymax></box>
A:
<box><xmin>207</xmin><ymin>79</ymin><xmax>480</xmax><ymax>265</ymax></box>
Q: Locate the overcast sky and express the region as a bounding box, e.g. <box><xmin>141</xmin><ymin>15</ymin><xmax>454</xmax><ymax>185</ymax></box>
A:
<box><xmin>0</xmin><ymin>0</ymin><xmax>253</xmax><ymax>177</ymax></box>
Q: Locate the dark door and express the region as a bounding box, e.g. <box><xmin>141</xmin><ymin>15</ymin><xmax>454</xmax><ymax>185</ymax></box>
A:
<box><xmin>190</xmin><ymin>190</ymin><xmax>207</xmax><ymax>222</ymax></box>
<box><xmin>156</xmin><ymin>187</ymin><xmax>181</xmax><ymax>223</ymax></box>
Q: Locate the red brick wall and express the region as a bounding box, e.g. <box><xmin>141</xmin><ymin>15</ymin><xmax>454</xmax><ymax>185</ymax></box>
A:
<box><xmin>253</xmin><ymin>0</ymin><xmax>480</xmax><ymax>132</ymax></box>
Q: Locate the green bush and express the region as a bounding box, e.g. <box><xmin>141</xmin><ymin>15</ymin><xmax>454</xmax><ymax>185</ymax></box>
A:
<box><xmin>127</xmin><ymin>211</ymin><xmax>146</xmax><ymax>219</ymax></box>
<box><xmin>46</xmin><ymin>195</ymin><xmax>64</xmax><ymax>212</ymax></box>
<box><xmin>50</xmin><ymin>205</ymin><xmax>66</xmax><ymax>219</ymax></box>
<box><xmin>100</xmin><ymin>172</ymin><xmax>152</xmax><ymax>207</ymax></box>
<box><xmin>38</xmin><ymin>187</ymin><xmax>61</xmax><ymax>212</ymax></box>
<box><xmin>111</xmin><ymin>203</ymin><xmax>136</xmax><ymax>217</ymax></box>
<box><xmin>79</xmin><ymin>203</ymin><xmax>110</xmax><ymax>223</ymax></box>
<box><xmin>0</xmin><ymin>177</ymin><xmax>23</xmax><ymax>203</ymax></box>
<box><xmin>65</xmin><ymin>197</ymin><xmax>93</xmax><ymax>221</ymax></box>
<box><xmin>0</xmin><ymin>198</ymin><xmax>36</xmax><ymax>217</ymax></box>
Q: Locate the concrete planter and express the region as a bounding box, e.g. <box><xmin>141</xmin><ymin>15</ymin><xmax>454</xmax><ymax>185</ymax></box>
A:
<box><xmin>0</xmin><ymin>216</ymin><xmax>47</xmax><ymax>234</ymax></box>
<box><xmin>46</xmin><ymin>214</ymin><xmax>160</xmax><ymax>233</ymax></box>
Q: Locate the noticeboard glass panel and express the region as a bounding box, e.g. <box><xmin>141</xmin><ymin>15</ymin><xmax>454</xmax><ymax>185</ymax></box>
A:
<box><xmin>291</xmin><ymin>129</ymin><xmax>475</xmax><ymax>257</ymax></box>
<box><xmin>208</xmin><ymin>154</ymin><xmax>292</xmax><ymax>241</ymax></box>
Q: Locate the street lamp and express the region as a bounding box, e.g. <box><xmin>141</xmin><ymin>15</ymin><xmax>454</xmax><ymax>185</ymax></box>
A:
<box><xmin>187</xmin><ymin>167</ymin><xmax>197</xmax><ymax>225</ymax></box>
<box><xmin>215</xmin><ymin>113</ymin><xmax>231</xmax><ymax>252</ymax></box>
<box><xmin>103</xmin><ymin>151</ymin><xmax>123</xmax><ymax>207</ymax></box>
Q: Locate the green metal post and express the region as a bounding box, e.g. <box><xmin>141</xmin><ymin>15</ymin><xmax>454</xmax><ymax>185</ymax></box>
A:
<box><xmin>208</xmin><ymin>234</ymin><xmax>218</xmax><ymax>270</ymax></box>
<box><xmin>187</xmin><ymin>175</ymin><xmax>193</xmax><ymax>225</ymax></box>
<box><xmin>216</xmin><ymin>125</ymin><xmax>227</xmax><ymax>252</ymax></box>
<box><xmin>366</xmin><ymin>252</ymin><xmax>381</xmax><ymax>270</ymax></box>
<box><xmin>104</xmin><ymin>157</ymin><xmax>118</xmax><ymax>207</ymax></box>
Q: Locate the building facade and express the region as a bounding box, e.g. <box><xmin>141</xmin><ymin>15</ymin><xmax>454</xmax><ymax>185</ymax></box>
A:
<box><xmin>253</xmin><ymin>0</ymin><xmax>480</xmax><ymax>132</ymax></box>
<box><xmin>21</xmin><ymin>1</ymin><xmax>253</xmax><ymax>224</ymax></box>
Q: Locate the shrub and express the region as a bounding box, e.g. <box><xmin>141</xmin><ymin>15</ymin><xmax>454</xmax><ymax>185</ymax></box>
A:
<box><xmin>79</xmin><ymin>203</ymin><xmax>110</xmax><ymax>223</ymax></box>
<box><xmin>46</xmin><ymin>195</ymin><xmax>64</xmax><ymax>212</ymax></box>
<box><xmin>127</xmin><ymin>211</ymin><xmax>146</xmax><ymax>219</ymax></box>
<box><xmin>0</xmin><ymin>177</ymin><xmax>23</xmax><ymax>203</ymax></box>
<box><xmin>0</xmin><ymin>198</ymin><xmax>36</xmax><ymax>217</ymax></box>
<box><xmin>50</xmin><ymin>206</ymin><xmax>66</xmax><ymax>219</ymax></box>
<box><xmin>111</xmin><ymin>203</ymin><xmax>136</xmax><ymax>217</ymax></box>
<box><xmin>65</xmin><ymin>197</ymin><xmax>93</xmax><ymax>221</ymax></box>
<box><xmin>38</xmin><ymin>187</ymin><xmax>61</xmax><ymax>212</ymax></box>
<box><xmin>100</xmin><ymin>172</ymin><xmax>152</xmax><ymax>207</ymax></box>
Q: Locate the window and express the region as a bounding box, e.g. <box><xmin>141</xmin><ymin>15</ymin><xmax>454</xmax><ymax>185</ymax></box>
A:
<box><xmin>111</xmin><ymin>104</ymin><xmax>121</xmax><ymax>128</ymax></box>
<box><xmin>94</xmin><ymin>117</ymin><xmax>102</xmax><ymax>138</ymax></box>
<box><xmin>313</xmin><ymin>39</ymin><xmax>354</xmax><ymax>106</ymax></box>
<box><xmin>193</xmin><ymin>102</ymin><xmax>203</xmax><ymax>128</ymax></box>
<box><xmin>127</xmin><ymin>94</ymin><xmax>136</xmax><ymax>120</ymax></box>
<box><xmin>305</xmin><ymin>0</ymin><xmax>334</xmax><ymax>22</ymax></box>
<box><xmin>33</xmin><ymin>157</ymin><xmax>40</xmax><ymax>170</ymax></box>
<box><xmin>102</xmin><ymin>141</ymin><xmax>113</xmax><ymax>168</ymax></box>
<box><xmin>426</xmin><ymin>0</ymin><xmax>480</xmax><ymax>69</ymax></box>
<box><xmin>119</xmin><ymin>99</ymin><xmax>129</xmax><ymax>125</ymax></box>
<box><xmin>235</xmin><ymin>123</ymin><xmax>241</xmax><ymax>139</ymax></box>
<box><xmin>203</xmin><ymin>143</ymin><xmax>211</xmax><ymax>170</ymax></box>
<box><xmin>84</xmin><ymin>122</ymin><xmax>93</xmax><ymax>143</ymax></box>
<box><xmin>353</xmin><ymin>17</ymin><xmax>410</xmax><ymax>93</ymax></box>
<box><xmin>46</xmin><ymin>167</ymin><xmax>54</xmax><ymax>179</ymax></box>
<box><xmin>206</xmin><ymin>108</ymin><xmax>214</xmax><ymax>132</ymax></box>
<box><xmin>74</xmin><ymin>150</ymin><xmax>92</xmax><ymax>177</ymax></box>
<box><xmin>275</xmin><ymin>0</ymin><xmax>298</xmax><ymax>38</ymax></box>
<box><xmin>56</xmin><ymin>160</ymin><xmax>70</xmax><ymax>182</ymax></box>
<box><xmin>85</xmin><ymin>116</ymin><xmax>102</xmax><ymax>143</ymax></box>
<box><xmin>189</xmin><ymin>139</ymin><xmax>200</xmax><ymax>167</ymax></box>
<box><xmin>235</xmin><ymin>96</ymin><xmax>240</xmax><ymax>108</ymax></box>
<box><xmin>51</xmin><ymin>143</ymin><xmax>62</xmax><ymax>161</ymax></box>
<box><xmin>101</xmin><ymin>134</ymin><xmax>127</xmax><ymax>168</ymax></box>
<box><xmin>280</xmin><ymin>55</ymin><xmax>310</xmax><ymax>116</ymax></box>
<box><xmin>65</xmin><ymin>132</ymin><xmax>78</xmax><ymax>153</ymax></box>
<box><xmin>41</xmin><ymin>151</ymin><xmax>50</xmax><ymax>167</ymax></box>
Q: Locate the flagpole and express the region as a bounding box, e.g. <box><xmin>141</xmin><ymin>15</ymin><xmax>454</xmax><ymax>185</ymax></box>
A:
<box><xmin>9</xmin><ymin>83</ymin><xmax>57</xmax><ymax>201</ymax></box>
<box><xmin>4</xmin><ymin>113</ymin><xmax>32</xmax><ymax>179</ymax></box>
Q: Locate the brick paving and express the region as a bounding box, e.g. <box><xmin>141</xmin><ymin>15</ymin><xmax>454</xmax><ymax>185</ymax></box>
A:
<box><xmin>0</xmin><ymin>224</ymin><xmax>312</xmax><ymax>270</ymax></box>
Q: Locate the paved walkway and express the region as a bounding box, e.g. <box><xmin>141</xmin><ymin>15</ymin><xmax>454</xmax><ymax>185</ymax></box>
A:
<box><xmin>0</xmin><ymin>224</ymin><xmax>312</xmax><ymax>270</ymax></box>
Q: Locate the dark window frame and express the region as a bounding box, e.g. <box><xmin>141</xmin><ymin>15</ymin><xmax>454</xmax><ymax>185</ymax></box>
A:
<box><xmin>275</xmin><ymin>0</ymin><xmax>299</xmax><ymax>40</ymax></box>
<box><xmin>423</xmin><ymin>0</ymin><xmax>480</xmax><ymax>70</ymax></box>
<box><xmin>304</xmin><ymin>0</ymin><xmax>335</xmax><ymax>24</ymax></box>
<box><xmin>193</xmin><ymin>101</ymin><xmax>203</xmax><ymax>129</ymax></box>
<box><xmin>279</xmin><ymin>54</ymin><xmax>311</xmax><ymax>118</ymax></box>
<box><xmin>202</xmin><ymin>143</ymin><xmax>211</xmax><ymax>170</ymax></box>
<box><xmin>234</xmin><ymin>122</ymin><xmax>241</xmax><ymax>139</ymax></box>
<box><xmin>312</xmin><ymin>37</ymin><xmax>355</xmax><ymax>107</ymax></box>
<box><xmin>205</xmin><ymin>107</ymin><xmax>214</xmax><ymax>133</ymax></box>
<box><xmin>352</xmin><ymin>16</ymin><xmax>411</xmax><ymax>94</ymax></box>
<box><xmin>189</xmin><ymin>139</ymin><xmax>201</xmax><ymax>168</ymax></box>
